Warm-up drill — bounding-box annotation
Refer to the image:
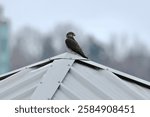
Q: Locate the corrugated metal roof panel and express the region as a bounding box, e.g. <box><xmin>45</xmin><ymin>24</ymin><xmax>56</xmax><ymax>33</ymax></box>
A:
<box><xmin>0</xmin><ymin>52</ymin><xmax>150</xmax><ymax>100</ymax></box>
<box><xmin>31</xmin><ymin>59</ymin><xmax>74</xmax><ymax>100</ymax></box>
<box><xmin>52</xmin><ymin>62</ymin><xmax>149</xmax><ymax>100</ymax></box>
<box><xmin>0</xmin><ymin>63</ymin><xmax>51</xmax><ymax>99</ymax></box>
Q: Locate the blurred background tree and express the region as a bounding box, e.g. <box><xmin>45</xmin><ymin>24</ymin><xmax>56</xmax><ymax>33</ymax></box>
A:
<box><xmin>8</xmin><ymin>23</ymin><xmax>150</xmax><ymax>81</ymax></box>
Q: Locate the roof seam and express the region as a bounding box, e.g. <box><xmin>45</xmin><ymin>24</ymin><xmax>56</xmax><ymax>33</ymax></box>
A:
<box><xmin>30</xmin><ymin>59</ymin><xmax>75</xmax><ymax>100</ymax></box>
<box><xmin>114</xmin><ymin>73</ymin><xmax>150</xmax><ymax>89</ymax></box>
<box><xmin>79</xmin><ymin>59</ymin><xmax>150</xmax><ymax>88</ymax></box>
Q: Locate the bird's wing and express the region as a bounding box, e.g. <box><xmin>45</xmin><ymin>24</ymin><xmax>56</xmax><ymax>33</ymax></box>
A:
<box><xmin>65</xmin><ymin>38</ymin><xmax>87</xmax><ymax>58</ymax></box>
<box><xmin>66</xmin><ymin>39</ymin><xmax>83</xmax><ymax>53</ymax></box>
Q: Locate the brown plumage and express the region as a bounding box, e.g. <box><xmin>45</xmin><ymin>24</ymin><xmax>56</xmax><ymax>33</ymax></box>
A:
<box><xmin>65</xmin><ymin>32</ymin><xmax>88</xmax><ymax>58</ymax></box>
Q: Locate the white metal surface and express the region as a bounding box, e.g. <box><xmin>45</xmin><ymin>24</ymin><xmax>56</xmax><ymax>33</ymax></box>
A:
<box><xmin>31</xmin><ymin>59</ymin><xmax>74</xmax><ymax>100</ymax></box>
<box><xmin>0</xmin><ymin>63</ymin><xmax>51</xmax><ymax>99</ymax></box>
<box><xmin>0</xmin><ymin>52</ymin><xmax>150</xmax><ymax>100</ymax></box>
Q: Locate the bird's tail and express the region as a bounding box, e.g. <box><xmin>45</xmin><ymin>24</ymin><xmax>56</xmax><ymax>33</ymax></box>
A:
<box><xmin>80</xmin><ymin>53</ymin><xmax>88</xmax><ymax>59</ymax></box>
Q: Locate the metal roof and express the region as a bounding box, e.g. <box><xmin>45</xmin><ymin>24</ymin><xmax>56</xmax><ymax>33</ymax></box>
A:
<box><xmin>0</xmin><ymin>52</ymin><xmax>150</xmax><ymax>100</ymax></box>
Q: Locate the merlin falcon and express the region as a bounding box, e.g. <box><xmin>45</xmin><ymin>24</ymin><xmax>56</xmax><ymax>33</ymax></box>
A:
<box><xmin>65</xmin><ymin>32</ymin><xmax>88</xmax><ymax>58</ymax></box>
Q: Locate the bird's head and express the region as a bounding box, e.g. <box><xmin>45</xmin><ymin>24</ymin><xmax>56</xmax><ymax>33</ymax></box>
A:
<box><xmin>66</xmin><ymin>32</ymin><xmax>75</xmax><ymax>38</ymax></box>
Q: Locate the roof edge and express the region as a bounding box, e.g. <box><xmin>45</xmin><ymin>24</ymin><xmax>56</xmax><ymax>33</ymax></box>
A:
<box><xmin>50</xmin><ymin>52</ymin><xmax>88</xmax><ymax>60</ymax></box>
<box><xmin>0</xmin><ymin>58</ymin><xmax>52</xmax><ymax>80</ymax></box>
<box><xmin>1</xmin><ymin>52</ymin><xmax>150</xmax><ymax>89</ymax></box>
<box><xmin>79</xmin><ymin>60</ymin><xmax>150</xmax><ymax>89</ymax></box>
<box><xmin>0</xmin><ymin>52</ymin><xmax>87</xmax><ymax>80</ymax></box>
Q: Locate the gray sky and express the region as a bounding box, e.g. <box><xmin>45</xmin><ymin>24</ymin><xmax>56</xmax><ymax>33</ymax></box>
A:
<box><xmin>1</xmin><ymin>0</ymin><xmax>150</xmax><ymax>43</ymax></box>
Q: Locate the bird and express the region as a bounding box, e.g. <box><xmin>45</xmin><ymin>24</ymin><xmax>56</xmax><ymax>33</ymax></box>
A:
<box><xmin>65</xmin><ymin>32</ymin><xmax>88</xmax><ymax>58</ymax></box>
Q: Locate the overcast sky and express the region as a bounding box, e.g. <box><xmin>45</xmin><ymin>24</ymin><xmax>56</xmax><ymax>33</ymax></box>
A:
<box><xmin>1</xmin><ymin>0</ymin><xmax>150</xmax><ymax>43</ymax></box>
